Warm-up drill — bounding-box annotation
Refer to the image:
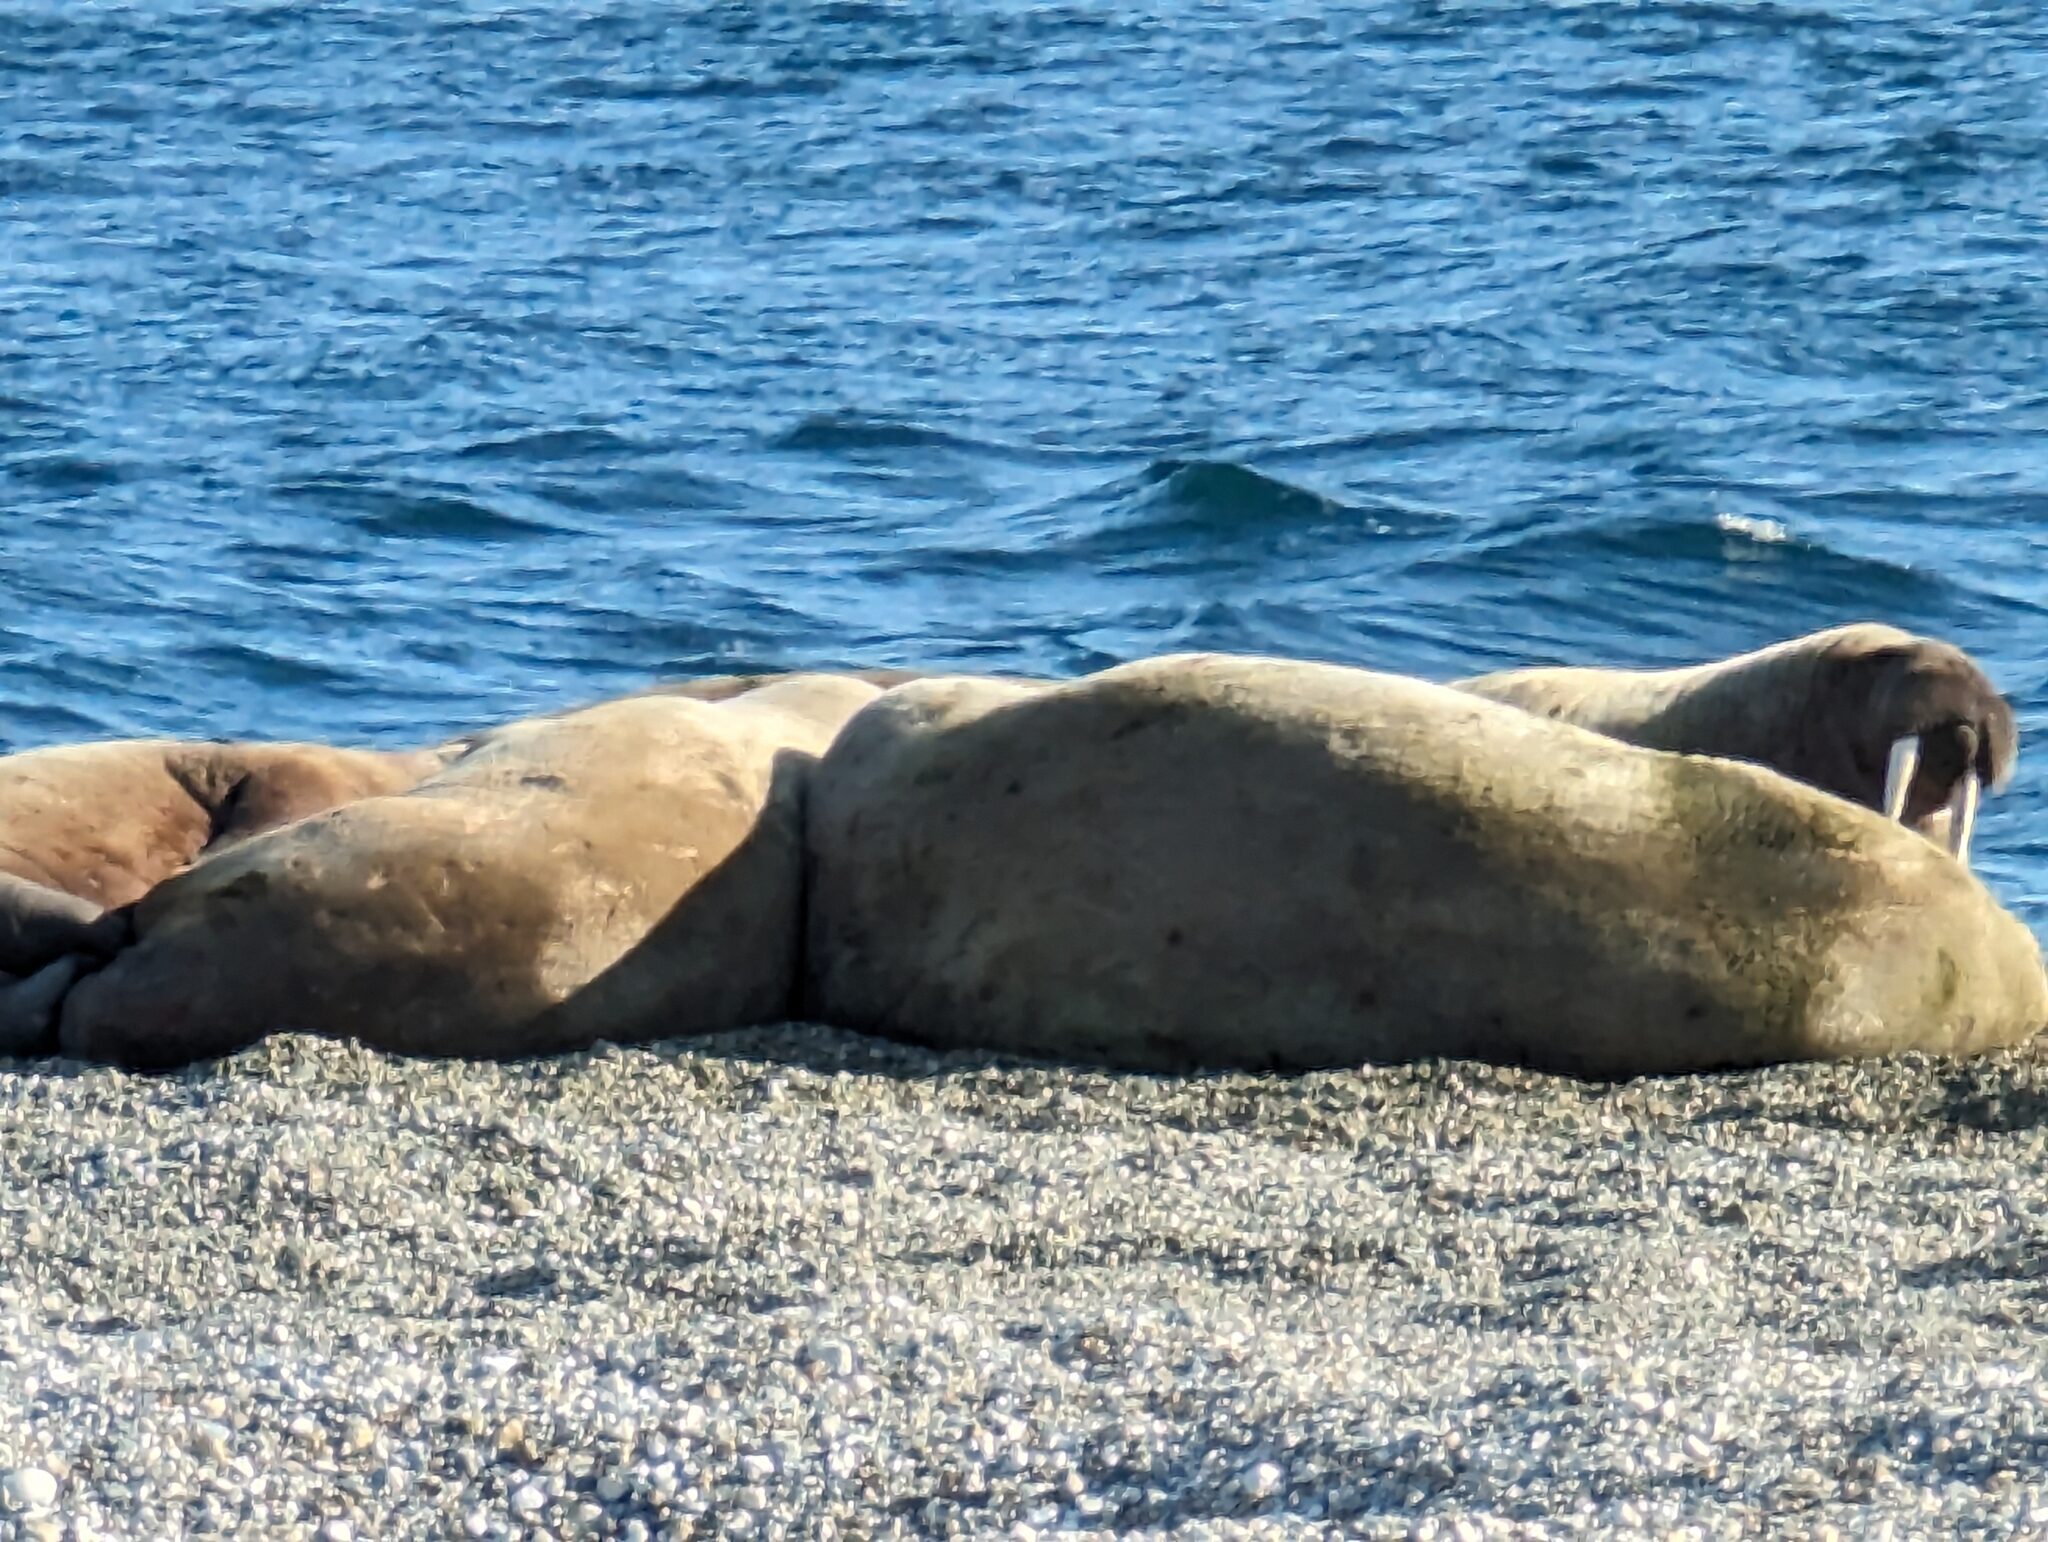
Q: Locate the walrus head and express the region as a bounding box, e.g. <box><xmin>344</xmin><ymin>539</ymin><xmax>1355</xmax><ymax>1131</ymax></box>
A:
<box><xmin>1821</xmin><ymin>636</ymin><xmax>2017</xmax><ymax>861</ymax></box>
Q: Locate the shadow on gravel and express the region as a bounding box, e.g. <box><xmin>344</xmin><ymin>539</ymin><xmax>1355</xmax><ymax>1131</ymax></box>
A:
<box><xmin>1677</xmin><ymin>1049</ymin><xmax>2048</xmax><ymax>1141</ymax></box>
<box><xmin>1898</xmin><ymin>1240</ymin><xmax>2048</xmax><ymax>1296</ymax></box>
<box><xmin>11</xmin><ymin>1014</ymin><xmax>2048</xmax><ymax>1155</ymax></box>
<box><xmin>1836</xmin><ymin>1410</ymin><xmax>2048</xmax><ymax>1492</ymax></box>
<box><xmin>1932</xmin><ymin>1071</ymin><xmax>2048</xmax><ymax>1134</ymax></box>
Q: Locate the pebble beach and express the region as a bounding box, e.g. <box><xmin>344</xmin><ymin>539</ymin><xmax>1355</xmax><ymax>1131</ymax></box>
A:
<box><xmin>9</xmin><ymin>2</ymin><xmax>2048</xmax><ymax>1536</ymax></box>
<box><xmin>3</xmin><ymin>1026</ymin><xmax>2047</xmax><ymax>1540</ymax></box>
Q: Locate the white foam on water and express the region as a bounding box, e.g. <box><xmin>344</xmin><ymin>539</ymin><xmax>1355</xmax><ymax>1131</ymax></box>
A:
<box><xmin>1714</xmin><ymin>511</ymin><xmax>1791</xmax><ymax>544</ymax></box>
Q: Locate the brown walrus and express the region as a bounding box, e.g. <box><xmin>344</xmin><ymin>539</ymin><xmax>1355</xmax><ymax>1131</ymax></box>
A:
<box><xmin>53</xmin><ymin>675</ymin><xmax>885</xmax><ymax>1068</ymax></box>
<box><xmin>803</xmin><ymin>655</ymin><xmax>2045</xmax><ymax>1079</ymax></box>
<box><xmin>0</xmin><ymin>739</ymin><xmax>445</xmax><ymax>915</ymax></box>
<box><xmin>7</xmin><ymin>624</ymin><xmax>2029</xmax><ymax>1072</ymax></box>
<box><xmin>1456</xmin><ymin>623</ymin><xmax>2015</xmax><ymax>861</ymax></box>
<box><xmin>665</xmin><ymin>625</ymin><xmax>2018</xmax><ymax>861</ymax></box>
<box><xmin>0</xmin><ymin>740</ymin><xmax>443</xmax><ymax>1048</ymax></box>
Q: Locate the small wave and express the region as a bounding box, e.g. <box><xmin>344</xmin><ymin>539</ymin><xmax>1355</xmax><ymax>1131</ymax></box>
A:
<box><xmin>1432</xmin><ymin>509</ymin><xmax>1940</xmax><ymax>589</ymax></box>
<box><xmin>1397</xmin><ymin>510</ymin><xmax>1964</xmax><ymax>666</ymax></box>
<box><xmin>280</xmin><ymin>475</ymin><xmax>568</xmax><ymax>541</ymax></box>
<box><xmin>0</xmin><ymin>648</ymin><xmax>166</xmax><ymax>749</ymax></box>
<box><xmin>0</xmin><ymin>156</ymin><xmax>121</xmax><ymax>199</ymax></box>
<box><xmin>768</xmin><ymin>411</ymin><xmax>1011</xmax><ymax>458</ymax></box>
<box><xmin>506</xmin><ymin>579</ymin><xmax>837</xmax><ymax>683</ymax></box>
<box><xmin>1629</xmin><ymin>0</ymin><xmax>1844</xmax><ymax>32</ymax></box>
<box><xmin>454</xmin><ymin>427</ymin><xmax>643</xmax><ymax>464</ymax></box>
<box><xmin>1135</xmin><ymin>459</ymin><xmax>1347</xmax><ymax>524</ymax></box>
<box><xmin>1058</xmin><ymin>459</ymin><xmax>1443</xmax><ymax>566</ymax></box>
<box><xmin>1598</xmin><ymin>515</ymin><xmax>1945</xmax><ymax>599</ymax></box>
<box><xmin>184</xmin><ymin>641</ymin><xmax>360</xmax><ymax>691</ymax></box>
<box><xmin>1319</xmin><ymin>131</ymin><xmax>1406</xmax><ymax>162</ymax></box>
<box><xmin>1271</xmin><ymin>422</ymin><xmax>1538</xmax><ymax>461</ymax></box>
<box><xmin>884</xmin><ymin>458</ymin><xmax>1444</xmax><ymax>582</ymax></box>
<box><xmin>1528</xmin><ymin>150</ymin><xmax>1606</xmax><ymax>179</ymax></box>
<box><xmin>1077</xmin><ymin>595</ymin><xmax>1393</xmax><ymax>671</ymax></box>
<box><xmin>550</xmin><ymin>70</ymin><xmax>836</xmax><ymax>104</ymax></box>
<box><xmin>530</xmin><ymin>467</ymin><xmax>744</xmax><ymax>517</ymax></box>
<box><xmin>0</xmin><ymin>699</ymin><xmax>129</xmax><ymax>752</ymax></box>
<box><xmin>7</xmin><ymin>453</ymin><xmax>127</xmax><ymax>493</ymax></box>
<box><xmin>1844</xmin><ymin>126</ymin><xmax>1985</xmax><ymax>187</ymax></box>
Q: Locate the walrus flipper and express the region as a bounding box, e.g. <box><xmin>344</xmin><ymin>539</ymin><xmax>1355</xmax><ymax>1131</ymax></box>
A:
<box><xmin>0</xmin><ymin>956</ymin><xmax>82</xmax><ymax>1057</ymax></box>
<box><xmin>0</xmin><ymin>871</ymin><xmax>108</xmax><ymax>977</ymax></box>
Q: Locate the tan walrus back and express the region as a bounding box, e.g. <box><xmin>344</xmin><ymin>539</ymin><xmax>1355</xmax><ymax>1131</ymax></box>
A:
<box><xmin>804</xmin><ymin>654</ymin><xmax>2046</xmax><ymax>1078</ymax></box>
<box><xmin>56</xmin><ymin>674</ymin><xmax>886</xmax><ymax>1067</ymax></box>
<box><xmin>0</xmin><ymin>738</ymin><xmax>441</xmax><ymax>908</ymax></box>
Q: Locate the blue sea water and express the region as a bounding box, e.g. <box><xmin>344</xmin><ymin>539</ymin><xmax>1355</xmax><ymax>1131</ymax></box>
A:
<box><xmin>3</xmin><ymin>2</ymin><xmax>2046</xmax><ymax>919</ymax></box>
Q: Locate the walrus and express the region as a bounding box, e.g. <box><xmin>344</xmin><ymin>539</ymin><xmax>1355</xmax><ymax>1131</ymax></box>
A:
<box><xmin>665</xmin><ymin>625</ymin><xmax>2017</xmax><ymax>861</ymax></box>
<box><xmin>0</xmin><ymin>740</ymin><xmax>443</xmax><ymax>1048</ymax></box>
<box><xmin>13</xmin><ymin>624</ymin><xmax>2027</xmax><ymax>1071</ymax></box>
<box><xmin>53</xmin><ymin>674</ymin><xmax>885</xmax><ymax>1068</ymax></box>
<box><xmin>1455</xmin><ymin>623</ymin><xmax>2015</xmax><ymax>861</ymax></box>
<box><xmin>0</xmin><ymin>738</ymin><xmax>445</xmax><ymax>917</ymax></box>
<box><xmin>802</xmin><ymin>655</ymin><xmax>2046</xmax><ymax>1079</ymax></box>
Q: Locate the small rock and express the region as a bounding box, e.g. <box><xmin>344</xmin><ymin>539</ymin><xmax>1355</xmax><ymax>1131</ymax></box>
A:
<box><xmin>803</xmin><ymin>1337</ymin><xmax>858</xmax><ymax>1378</ymax></box>
<box><xmin>0</xmin><ymin>1469</ymin><xmax>57</xmax><ymax>1513</ymax></box>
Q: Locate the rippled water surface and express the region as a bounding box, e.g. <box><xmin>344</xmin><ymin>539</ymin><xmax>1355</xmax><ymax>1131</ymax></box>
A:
<box><xmin>5</xmin><ymin>1</ymin><xmax>2047</xmax><ymax>916</ymax></box>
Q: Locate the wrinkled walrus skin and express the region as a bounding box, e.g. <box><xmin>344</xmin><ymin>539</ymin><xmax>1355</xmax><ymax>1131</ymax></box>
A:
<box><xmin>0</xmin><ymin>739</ymin><xmax>443</xmax><ymax>962</ymax></box>
<box><xmin>57</xmin><ymin>675</ymin><xmax>885</xmax><ymax>1069</ymax></box>
<box><xmin>0</xmin><ymin>740</ymin><xmax>444</xmax><ymax>1049</ymax></box>
<box><xmin>804</xmin><ymin>655</ymin><xmax>2048</xmax><ymax>1080</ymax></box>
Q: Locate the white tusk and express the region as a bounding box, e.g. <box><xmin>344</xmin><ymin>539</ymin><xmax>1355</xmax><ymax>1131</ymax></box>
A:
<box><xmin>1947</xmin><ymin>770</ymin><xmax>1980</xmax><ymax>864</ymax></box>
<box><xmin>1883</xmin><ymin>735</ymin><xmax>1920</xmax><ymax>822</ymax></box>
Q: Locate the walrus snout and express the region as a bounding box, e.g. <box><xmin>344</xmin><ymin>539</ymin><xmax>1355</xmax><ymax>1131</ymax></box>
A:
<box><xmin>1857</xmin><ymin>640</ymin><xmax>2017</xmax><ymax>863</ymax></box>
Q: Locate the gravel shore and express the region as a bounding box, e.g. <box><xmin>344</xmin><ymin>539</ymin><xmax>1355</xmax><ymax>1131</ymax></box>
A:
<box><xmin>3</xmin><ymin>1026</ymin><xmax>2047</xmax><ymax>1540</ymax></box>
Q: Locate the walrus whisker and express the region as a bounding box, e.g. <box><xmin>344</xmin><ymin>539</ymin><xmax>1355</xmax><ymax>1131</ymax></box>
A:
<box><xmin>1883</xmin><ymin>734</ymin><xmax>1919</xmax><ymax>822</ymax></box>
<box><xmin>1947</xmin><ymin>770</ymin><xmax>1980</xmax><ymax>863</ymax></box>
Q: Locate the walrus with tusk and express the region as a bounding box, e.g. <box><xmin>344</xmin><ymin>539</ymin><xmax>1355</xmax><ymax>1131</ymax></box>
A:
<box><xmin>1456</xmin><ymin>623</ymin><xmax>2014</xmax><ymax>865</ymax></box>
<box><xmin>0</xmin><ymin>623</ymin><xmax>2033</xmax><ymax>1073</ymax></box>
<box><xmin>804</xmin><ymin>651</ymin><xmax>2044</xmax><ymax>1078</ymax></box>
<box><xmin>664</xmin><ymin>626</ymin><xmax>2020</xmax><ymax>867</ymax></box>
